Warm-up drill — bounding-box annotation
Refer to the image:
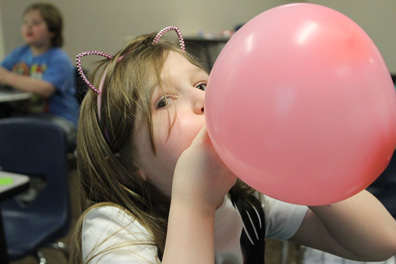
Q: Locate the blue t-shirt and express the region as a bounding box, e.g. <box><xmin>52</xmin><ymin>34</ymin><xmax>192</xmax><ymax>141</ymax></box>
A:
<box><xmin>1</xmin><ymin>45</ymin><xmax>79</xmax><ymax>125</ymax></box>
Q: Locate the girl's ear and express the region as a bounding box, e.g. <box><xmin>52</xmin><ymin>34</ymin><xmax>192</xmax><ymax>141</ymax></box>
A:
<box><xmin>136</xmin><ymin>169</ymin><xmax>147</xmax><ymax>181</ymax></box>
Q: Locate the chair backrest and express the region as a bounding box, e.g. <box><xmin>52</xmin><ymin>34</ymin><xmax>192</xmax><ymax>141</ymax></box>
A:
<box><xmin>0</xmin><ymin>117</ymin><xmax>70</xmax><ymax>226</ymax></box>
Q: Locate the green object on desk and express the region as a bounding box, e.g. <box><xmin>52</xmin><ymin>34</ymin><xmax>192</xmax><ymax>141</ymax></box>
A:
<box><xmin>0</xmin><ymin>177</ymin><xmax>13</xmax><ymax>185</ymax></box>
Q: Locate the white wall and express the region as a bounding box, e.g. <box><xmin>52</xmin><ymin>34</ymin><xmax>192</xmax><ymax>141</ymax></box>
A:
<box><xmin>1</xmin><ymin>0</ymin><xmax>296</xmax><ymax>67</ymax></box>
<box><xmin>0</xmin><ymin>3</ymin><xmax>5</xmax><ymax>61</ymax></box>
<box><xmin>1</xmin><ymin>0</ymin><xmax>395</xmax><ymax>73</ymax></box>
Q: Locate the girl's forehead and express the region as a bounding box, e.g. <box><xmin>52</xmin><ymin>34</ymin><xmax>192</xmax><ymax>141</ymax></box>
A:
<box><xmin>24</xmin><ymin>9</ymin><xmax>42</xmax><ymax>19</ymax></box>
<box><xmin>160</xmin><ymin>51</ymin><xmax>201</xmax><ymax>81</ymax></box>
<box><xmin>163</xmin><ymin>51</ymin><xmax>190</xmax><ymax>68</ymax></box>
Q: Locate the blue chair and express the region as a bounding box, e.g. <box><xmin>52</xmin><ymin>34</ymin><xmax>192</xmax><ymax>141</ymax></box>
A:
<box><xmin>0</xmin><ymin>117</ymin><xmax>71</xmax><ymax>262</ymax></box>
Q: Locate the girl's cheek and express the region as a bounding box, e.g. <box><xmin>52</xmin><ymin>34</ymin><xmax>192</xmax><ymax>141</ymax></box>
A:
<box><xmin>156</xmin><ymin>123</ymin><xmax>190</xmax><ymax>157</ymax></box>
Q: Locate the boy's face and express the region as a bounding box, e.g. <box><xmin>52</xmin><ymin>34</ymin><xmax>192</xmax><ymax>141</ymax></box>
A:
<box><xmin>21</xmin><ymin>9</ymin><xmax>53</xmax><ymax>48</ymax></box>
<box><xmin>134</xmin><ymin>51</ymin><xmax>208</xmax><ymax>197</ymax></box>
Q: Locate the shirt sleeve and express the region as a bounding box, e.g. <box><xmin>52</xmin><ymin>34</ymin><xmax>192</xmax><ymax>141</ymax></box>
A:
<box><xmin>263</xmin><ymin>196</ymin><xmax>308</xmax><ymax>240</ymax></box>
<box><xmin>82</xmin><ymin>206</ymin><xmax>160</xmax><ymax>264</ymax></box>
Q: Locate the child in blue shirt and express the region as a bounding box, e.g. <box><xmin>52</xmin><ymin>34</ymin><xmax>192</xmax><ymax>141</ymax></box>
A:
<box><xmin>0</xmin><ymin>2</ymin><xmax>78</xmax><ymax>143</ymax></box>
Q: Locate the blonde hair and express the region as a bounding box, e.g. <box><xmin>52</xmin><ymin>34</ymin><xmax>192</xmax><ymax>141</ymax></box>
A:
<box><xmin>70</xmin><ymin>32</ymin><xmax>259</xmax><ymax>263</ymax></box>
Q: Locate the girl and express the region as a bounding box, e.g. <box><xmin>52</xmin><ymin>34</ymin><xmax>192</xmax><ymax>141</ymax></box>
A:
<box><xmin>72</xmin><ymin>26</ymin><xmax>396</xmax><ymax>264</ymax></box>
<box><xmin>0</xmin><ymin>2</ymin><xmax>79</xmax><ymax>143</ymax></box>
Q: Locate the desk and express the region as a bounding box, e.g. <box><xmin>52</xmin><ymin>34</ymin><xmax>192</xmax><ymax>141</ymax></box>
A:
<box><xmin>0</xmin><ymin>171</ymin><xmax>30</xmax><ymax>263</ymax></box>
<box><xmin>0</xmin><ymin>87</ymin><xmax>32</xmax><ymax>118</ymax></box>
<box><xmin>0</xmin><ymin>90</ymin><xmax>32</xmax><ymax>103</ymax></box>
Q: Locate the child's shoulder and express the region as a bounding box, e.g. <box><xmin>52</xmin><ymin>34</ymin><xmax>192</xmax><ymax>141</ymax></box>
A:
<box><xmin>8</xmin><ymin>45</ymin><xmax>30</xmax><ymax>56</ymax></box>
<box><xmin>46</xmin><ymin>47</ymin><xmax>66</xmax><ymax>55</ymax></box>
<box><xmin>82</xmin><ymin>204</ymin><xmax>155</xmax><ymax>246</ymax></box>
<box><xmin>83</xmin><ymin>203</ymin><xmax>150</xmax><ymax>232</ymax></box>
<box><xmin>84</xmin><ymin>203</ymin><xmax>133</xmax><ymax>224</ymax></box>
<box><xmin>45</xmin><ymin>47</ymin><xmax>72</xmax><ymax>63</ymax></box>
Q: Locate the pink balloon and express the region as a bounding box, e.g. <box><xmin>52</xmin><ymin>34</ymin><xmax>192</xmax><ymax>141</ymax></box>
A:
<box><xmin>205</xmin><ymin>3</ymin><xmax>396</xmax><ymax>205</ymax></box>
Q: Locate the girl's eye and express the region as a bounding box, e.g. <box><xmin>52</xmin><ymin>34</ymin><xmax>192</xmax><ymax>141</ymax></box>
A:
<box><xmin>196</xmin><ymin>82</ymin><xmax>207</xmax><ymax>91</ymax></box>
<box><xmin>156</xmin><ymin>96</ymin><xmax>175</xmax><ymax>109</ymax></box>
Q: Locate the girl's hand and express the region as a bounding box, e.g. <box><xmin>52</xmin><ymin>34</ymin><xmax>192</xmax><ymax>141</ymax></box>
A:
<box><xmin>172</xmin><ymin>126</ymin><xmax>237</xmax><ymax>212</ymax></box>
<box><xmin>164</xmin><ymin>127</ymin><xmax>234</xmax><ymax>264</ymax></box>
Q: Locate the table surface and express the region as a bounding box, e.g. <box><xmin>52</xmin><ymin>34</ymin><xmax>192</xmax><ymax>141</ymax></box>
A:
<box><xmin>0</xmin><ymin>171</ymin><xmax>30</xmax><ymax>263</ymax></box>
<box><xmin>0</xmin><ymin>89</ymin><xmax>32</xmax><ymax>103</ymax></box>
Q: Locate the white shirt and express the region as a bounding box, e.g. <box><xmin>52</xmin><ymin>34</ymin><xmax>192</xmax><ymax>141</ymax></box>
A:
<box><xmin>82</xmin><ymin>195</ymin><xmax>308</xmax><ymax>264</ymax></box>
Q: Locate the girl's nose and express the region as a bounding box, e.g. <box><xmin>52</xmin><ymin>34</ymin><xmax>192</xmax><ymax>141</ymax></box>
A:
<box><xmin>194</xmin><ymin>102</ymin><xmax>204</xmax><ymax>114</ymax></box>
<box><xmin>193</xmin><ymin>92</ymin><xmax>205</xmax><ymax>115</ymax></box>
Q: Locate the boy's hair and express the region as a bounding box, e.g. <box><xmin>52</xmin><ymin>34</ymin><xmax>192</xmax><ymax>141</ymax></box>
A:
<box><xmin>23</xmin><ymin>2</ymin><xmax>64</xmax><ymax>47</ymax></box>
<box><xmin>70</xmin><ymin>32</ymin><xmax>260</xmax><ymax>263</ymax></box>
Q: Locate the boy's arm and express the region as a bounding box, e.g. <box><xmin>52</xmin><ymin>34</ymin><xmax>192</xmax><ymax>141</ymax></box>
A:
<box><xmin>290</xmin><ymin>190</ymin><xmax>396</xmax><ymax>261</ymax></box>
<box><xmin>0</xmin><ymin>67</ymin><xmax>55</xmax><ymax>97</ymax></box>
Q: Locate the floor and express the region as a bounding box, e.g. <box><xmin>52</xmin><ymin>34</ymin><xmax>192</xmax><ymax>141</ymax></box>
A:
<box><xmin>8</xmin><ymin>166</ymin><xmax>304</xmax><ymax>264</ymax></box>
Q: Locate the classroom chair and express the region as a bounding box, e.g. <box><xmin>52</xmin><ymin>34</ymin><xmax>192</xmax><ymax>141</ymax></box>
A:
<box><xmin>0</xmin><ymin>117</ymin><xmax>71</xmax><ymax>263</ymax></box>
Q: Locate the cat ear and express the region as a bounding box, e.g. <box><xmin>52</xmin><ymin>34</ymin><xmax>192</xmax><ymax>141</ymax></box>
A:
<box><xmin>75</xmin><ymin>50</ymin><xmax>113</xmax><ymax>94</ymax></box>
<box><xmin>152</xmin><ymin>26</ymin><xmax>185</xmax><ymax>52</ymax></box>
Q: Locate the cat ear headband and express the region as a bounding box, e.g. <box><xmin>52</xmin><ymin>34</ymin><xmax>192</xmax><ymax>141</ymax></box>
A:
<box><xmin>75</xmin><ymin>26</ymin><xmax>185</xmax><ymax>97</ymax></box>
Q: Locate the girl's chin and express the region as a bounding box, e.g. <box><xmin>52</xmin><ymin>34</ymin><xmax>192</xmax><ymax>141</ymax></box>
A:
<box><xmin>24</xmin><ymin>37</ymin><xmax>34</xmax><ymax>43</ymax></box>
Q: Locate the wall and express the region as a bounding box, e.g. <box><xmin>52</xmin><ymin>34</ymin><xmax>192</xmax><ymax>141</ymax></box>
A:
<box><xmin>0</xmin><ymin>0</ymin><xmax>295</xmax><ymax>69</ymax></box>
<box><xmin>1</xmin><ymin>0</ymin><xmax>395</xmax><ymax>73</ymax></box>
<box><xmin>308</xmin><ymin>0</ymin><xmax>396</xmax><ymax>74</ymax></box>
<box><xmin>0</xmin><ymin>3</ymin><xmax>4</xmax><ymax>60</ymax></box>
